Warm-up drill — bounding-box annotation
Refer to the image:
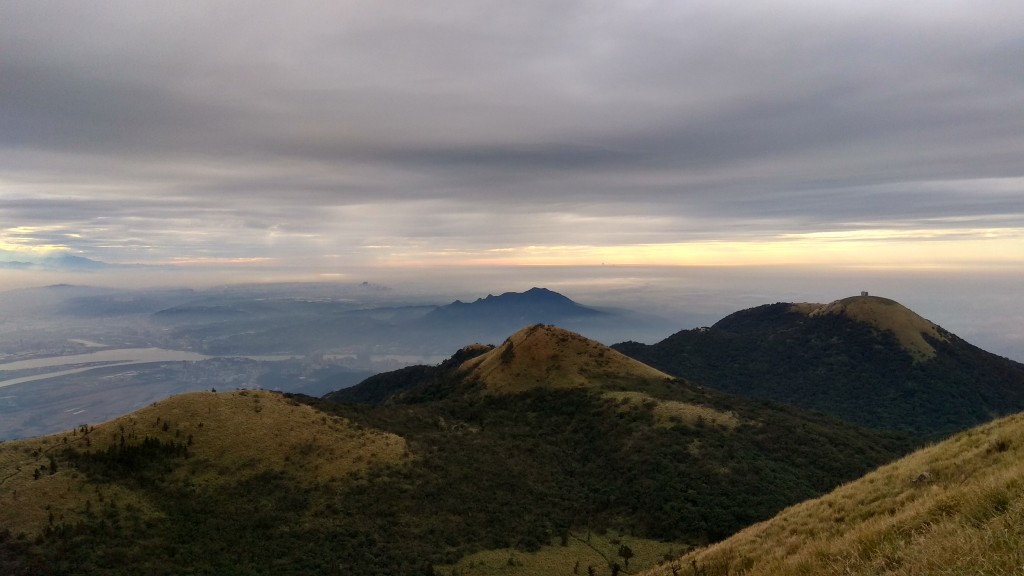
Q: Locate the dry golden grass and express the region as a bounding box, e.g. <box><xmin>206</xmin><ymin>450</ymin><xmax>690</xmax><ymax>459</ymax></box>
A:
<box><xmin>604</xmin><ymin>391</ymin><xmax>743</xmax><ymax>430</ymax></box>
<box><xmin>459</xmin><ymin>324</ymin><xmax>670</xmax><ymax>393</ymax></box>
<box><xmin>0</xmin><ymin>437</ymin><xmax>156</xmax><ymax>537</ymax></box>
<box><xmin>794</xmin><ymin>296</ymin><xmax>947</xmax><ymax>360</ymax></box>
<box><xmin>642</xmin><ymin>411</ymin><xmax>1024</xmax><ymax>576</ymax></box>
<box><xmin>0</xmin><ymin>390</ymin><xmax>406</xmax><ymax>536</ymax></box>
<box><xmin>788</xmin><ymin>302</ymin><xmax>823</xmax><ymax>316</ymax></box>
<box><xmin>438</xmin><ymin>530</ymin><xmax>683</xmax><ymax>576</ymax></box>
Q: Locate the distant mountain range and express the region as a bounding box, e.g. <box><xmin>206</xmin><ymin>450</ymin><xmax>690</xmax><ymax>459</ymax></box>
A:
<box><xmin>614</xmin><ymin>295</ymin><xmax>1024</xmax><ymax>437</ymax></box>
<box><xmin>0</xmin><ymin>253</ymin><xmax>139</xmax><ymax>271</ymax></box>
<box><xmin>147</xmin><ymin>286</ymin><xmax>668</xmax><ymax>355</ymax></box>
<box><xmin>407</xmin><ymin>286</ymin><xmax>616</xmax><ymax>346</ymax></box>
<box><xmin>424</xmin><ymin>287</ymin><xmax>606</xmax><ymax>324</ymax></box>
<box><xmin>0</xmin><ymin>259</ymin><xmax>33</xmax><ymax>269</ymax></box>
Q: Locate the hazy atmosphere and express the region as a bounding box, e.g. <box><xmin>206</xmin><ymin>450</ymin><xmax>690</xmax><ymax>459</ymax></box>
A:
<box><xmin>2</xmin><ymin>1</ymin><xmax>1023</xmax><ymax>358</ymax></box>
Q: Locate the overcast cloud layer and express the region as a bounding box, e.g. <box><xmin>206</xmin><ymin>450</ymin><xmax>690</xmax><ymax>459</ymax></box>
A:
<box><xmin>2</xmin><ymin>1</ymin><xmax>1023</xmax><ymax>271</ymax></box>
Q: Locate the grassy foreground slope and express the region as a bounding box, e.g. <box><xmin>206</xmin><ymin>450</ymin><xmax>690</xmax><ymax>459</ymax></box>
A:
<box><xmin>643</xmin><ymin>411</ymin><xmax>1024</xmax><ymax>576</ymax></box>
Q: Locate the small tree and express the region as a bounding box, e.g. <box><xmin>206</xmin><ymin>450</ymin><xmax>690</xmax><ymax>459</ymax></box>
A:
<box><xmin>618</xmin><ymin>544</ymin><xmax>634</xmax><ymax>567</ymax></box>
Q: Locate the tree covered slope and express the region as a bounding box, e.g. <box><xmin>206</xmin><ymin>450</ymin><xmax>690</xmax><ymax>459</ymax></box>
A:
<box><xmin>643</xmin><ymin>409</ymin><xmax>1024</xmax><ymax>576</ymax></box>
<box><xmin>615</xmin><ymin>296</ymin><xmax>1024</xmax><ymax>437</ymax></box>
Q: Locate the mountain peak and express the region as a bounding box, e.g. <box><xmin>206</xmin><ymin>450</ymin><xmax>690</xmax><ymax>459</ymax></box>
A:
<box><xmin>469</xmin><ymin>287</ymin><xmax>575</xmax><ymax>305</ymax></box>
<box><xmin>801</xmin><ymin>295</ymin><xmax>947</xmax><ymax>360</ymax></box>
<box><xmin>0</xmin><ymin>390</ymin><xmax>406</xmax><ymax>535</ymax></box>
<box><xmin>458</xmin><ymin>324</ymin><xmax>669</xmax><ymax>393</ymax></box>
<box><xmin>426</xmin><ymin>288</ymin><xmax>605</xmax><ymax>334</ymax></box>
<box><xmin>618</xmin><ymin>295</ymin><xmax>1024</xmax><ymax>436</ymax></box>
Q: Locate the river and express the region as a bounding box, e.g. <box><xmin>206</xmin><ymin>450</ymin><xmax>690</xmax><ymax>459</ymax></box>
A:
<box><xmin>0</xmin><ymin>348</ymin><xmax>294</xmax><ymax>388</ymax></box>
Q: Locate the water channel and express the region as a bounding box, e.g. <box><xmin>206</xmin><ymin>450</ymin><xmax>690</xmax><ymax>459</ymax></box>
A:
<box><xmin>0</xmin><ymin>348</ymin><xmax>293</xmax><ymax>388</ymax></box>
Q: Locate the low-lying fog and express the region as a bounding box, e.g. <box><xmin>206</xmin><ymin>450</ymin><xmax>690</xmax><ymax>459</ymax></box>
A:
<box><xmin>3</xmin><ymin>264</ymin><xmax>1022</xmax><ymax>361</ymax></box>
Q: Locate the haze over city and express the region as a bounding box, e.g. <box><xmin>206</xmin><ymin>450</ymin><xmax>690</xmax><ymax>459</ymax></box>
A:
<box><xmin>2</xmin><ymin>1</ymin><xmax>1023</xmax><ymax>359</ymax></box>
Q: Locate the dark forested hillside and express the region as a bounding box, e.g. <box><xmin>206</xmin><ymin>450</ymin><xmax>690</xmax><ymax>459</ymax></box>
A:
<box><xmin>641</xmin><ymin>411</ymin><xmax>1024</xmax><ymax>576</ymax></box>
<box><xmin>312</xmin><ymin>377</ymin><xmax>912</xmax><ymax>545</ymax></box>
<box><xmin>614</xmin><ymin>297</ymin><xmax>1024</xmax><ymax>438</ymax></box>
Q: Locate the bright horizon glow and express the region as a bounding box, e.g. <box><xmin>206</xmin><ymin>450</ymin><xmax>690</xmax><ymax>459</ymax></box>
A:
<box><xmin>4</xmin><ymin>232</ymin><xmax>1022</xmax><ymax>271</ymax></box>
<box><xmin>373</xmin><ymin>233</ymin><xmax>1024</xmax><ymax>269</ymax></box>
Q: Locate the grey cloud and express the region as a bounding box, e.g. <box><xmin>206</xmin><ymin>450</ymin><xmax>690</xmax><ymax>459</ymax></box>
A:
<box><xmin>1</xmin><ymin>1</ymin><xmax>1023</xmax><ymax>266</ymax></box>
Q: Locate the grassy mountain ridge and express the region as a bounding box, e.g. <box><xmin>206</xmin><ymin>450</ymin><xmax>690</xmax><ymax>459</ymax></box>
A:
<box><xmin>0</xmin><ymin>325</ymin><xmax>912</xmax><ymax>575</ymax></box>
<box><xmin>326</xmin><ymin>324</ymin><xmax>670</xmax><ymax>403</ymax></box>
<box><xmin>615</xmin><ymin>295</ymin><xmax>1024</xmax><ymax>437</ymax></box>
<box><xmin>458</xmin><ymin>324</ymin><xmax>670</xmax><ymax>393</ymax></box>
<box><xmin>642</xmin><ymin>410</ymin><xmax>1024</xmax><ymax>576</ymax></box>
<box><xmin>803</xmin><ymin>295</ymin><xmax>948</xmax><ymax>360</ymax></box>
<box><xmin>0</xmin><ymin>390</ymin><xmax>405</xmax><ymax>536</ymax></box>
<box><xmin>323</xmin><ymin>342</ymin><xmax>494</xmax><ymax>404</ymax></box>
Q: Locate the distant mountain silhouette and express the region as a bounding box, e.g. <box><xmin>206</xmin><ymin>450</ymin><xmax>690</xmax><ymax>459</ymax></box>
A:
<box><xmin>143</xmin><ymin>287</ymin><xmax>631</xmax><ymax>356</ymax></box>
<box><xmin>391</xmin><ymin>287</ymin><xmax>616</xmax><ymax>351</ymax></box>
<box><xmin>0</xmin><ymin>253</ymin><xmax>154</xmax><ymax>271</ymax></box>
<box><xmin>420</xmin><ymin>287</ymin><xmax>605</xmax><ymax>327</ymax></box>
<box><xmin>43</xmin><ymin>253</ymin><xmax>110</xmax><ymax>270</ymax></box>
<box><xmin>615</xmin><ymin>295</ymin><xmax>1024</xmax><ymax>437</ymax></box>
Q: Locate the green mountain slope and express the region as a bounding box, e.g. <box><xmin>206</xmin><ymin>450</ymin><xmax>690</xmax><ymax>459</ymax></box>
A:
<box><xmin>0</xmin><ymin>326</ymin><xmax>911</xmax><ymax>575</ymax></box>
<box><xmin>0</xmin><ymin>390</ymin><xmax>407</xmax><ymax>575</ymax></box>
<box><xmin>316</xmin><ymin>326</ymin><xmax>912</xmax><ymax>566</ymax></box>
<box><xmin>615</xmin><ymin>295</ymin><xmax>1024</xmax><ymax>437</ymax></box>
<box><xmin>642</xmin><ymin>409</ymin><xmax>1024</xmax><ymax>576</ymax></box>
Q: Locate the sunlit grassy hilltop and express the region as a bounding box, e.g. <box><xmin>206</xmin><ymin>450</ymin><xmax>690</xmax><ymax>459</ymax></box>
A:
<box><xmin>801</xmin><ymin>295</ymin><xmax>948</xmax><ymax>360</ymax></box>
<box><xmin>0</xmin><ymin>390</ymin><xmax>406</xmax><ymax>536</ymax></box>
<box><xmin>459</xmin><ymin>323</ymin><xmax>671</xmax><ymax>393</ymax></box>
<box><xmin>616</xmin><ymin>294</ymin><xmax>1024</xmax><ymax>437</ymax></box>
<box><xmin>643</xmin><ymin>410</ymin><xmax>1024</xmax><ymax>576</ymax></box>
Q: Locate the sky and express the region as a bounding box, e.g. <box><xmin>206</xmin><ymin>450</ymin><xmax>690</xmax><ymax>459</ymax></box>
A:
<box><xmin>1</xmin><ymin>2</ymin><xmax>1023</xmax><ymax>357</ymax></box>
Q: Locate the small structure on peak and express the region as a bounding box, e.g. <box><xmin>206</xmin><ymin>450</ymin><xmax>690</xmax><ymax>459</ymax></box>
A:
<box><xmin>861</xmin><ymin>291</ymin><xmax>869</xmax><ymax>297</ymax></box>
<box><xmin>808</xmin><ymin>295</ymin><xmax>947</xmax><ymax>360</ymax></box>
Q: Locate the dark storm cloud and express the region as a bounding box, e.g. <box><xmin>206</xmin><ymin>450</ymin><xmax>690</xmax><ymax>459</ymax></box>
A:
<box><xmin>1</xmin><ymin>1</ymin><xmax>1023</xmax><ymax>264</ymax></box>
